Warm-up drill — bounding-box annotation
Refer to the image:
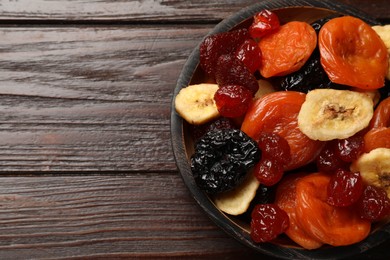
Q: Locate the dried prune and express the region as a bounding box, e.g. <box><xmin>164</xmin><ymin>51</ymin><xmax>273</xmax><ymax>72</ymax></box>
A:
<box><xmin>191</xmin><ymin>129</ymin><xmax>261</xmax><ymax>194</ymax></box>
<box><xmin>280</xmin><ymin>51</ymin><xmax>332</xmax><ymax>93</ymax></box>
<box><xmin>192</xmin><ymin>117</ymin><xmax>237</xmax><ymax>142</ymax></box>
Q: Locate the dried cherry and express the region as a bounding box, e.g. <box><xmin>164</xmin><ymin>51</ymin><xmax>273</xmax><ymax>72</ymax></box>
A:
<box><xmin>253</xmin><ymin>157</ymin><xmax>284</xmax><ymax>186</ymax></box>
<box><xmin>191</xmin><ymin>129</ymin><xmax>260</xmax><ymax>194</ymax></box>
<box><xmin>214</xmin><ymin>85</ymin><xmax>252</xmax><ymax>118</ymax></box>
<box><xmin>334</xmin><ymin>135</ymin><xmax>364</xmax><ymax>162</ymax></box>
<box><xmin>250</xmin><ymin>204</ymin><xmax>289</xmax><ymax>243</ymax></box>
<box><xmin>215</xmin><ymin>54</ymin><xmax>259</xmax><ymax>95</ymax></box>
<box><xmin>316</xmin><ymin>142</ymin><xmax>349</xmax><ymax>173</ymax></box>
<box><xmin>249</xmin><ymin>10</ymin><xmax>280</xmax><ymax>39</ymax></box>
<box><xmin>235</xmin><ymin>39</ymin><xmax>262</xmax><ymax>73</ymax></box>
<box><xmin>199</xmin><ymin>29</ymin><xmax>250</xmax><ymax>78</ymax></box>
<box><xmin>327</xmin><ymin>169</ymin><xmax>363</xmax><ymax>207</ymax></box>
<box><xmin>356</xmin><ymin>185</ymin><xmax>390</xmax><ymax>221</ymax></box>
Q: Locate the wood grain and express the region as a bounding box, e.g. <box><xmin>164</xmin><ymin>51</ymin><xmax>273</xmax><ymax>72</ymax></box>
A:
<box><xmin>0</xmin><ymin>0</ymin><xmax>387</xmax><ymax>23</ymax></box>
<box><xmin>0</xmin><ymin>173</ymin><xmax>386</xmax><ymax>259</ymax></box>
<box><xmin>0</xmin><ymin>173</ymin><xmax>260</xmax><ymax>259</ymax></box>
<box><xmin>0</xmin><ymin>25</ymin><xmax>211</xmax><ymax>172</ymax></box>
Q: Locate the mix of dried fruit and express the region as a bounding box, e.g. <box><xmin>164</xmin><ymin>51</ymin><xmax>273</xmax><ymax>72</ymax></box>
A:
<box><xmin>174</xmin><ymin>9</ymin><xmax>390</xmax><ymax>250</ymax></box>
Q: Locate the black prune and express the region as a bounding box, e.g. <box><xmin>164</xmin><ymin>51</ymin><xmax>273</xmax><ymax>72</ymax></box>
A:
<box><xmin>192</xmin><ymin>117</ymin><xmax>237</xmax><ymax>142</ymax></box>
<box><xmin>191</xmin><ymin>129</ymin><xmax>261</xmax><ymax>194</ymax></box>
<box><xmin>280</xmin><ymin>52</ymin><xmax>332</xmax><ymax>93</ymax></box>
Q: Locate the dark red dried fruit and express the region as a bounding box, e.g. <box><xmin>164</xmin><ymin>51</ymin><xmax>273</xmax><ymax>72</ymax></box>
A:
<box><xmin>258</xmin><ymin>132</ymin><xmax>291</xmax><ymax>166</ymax></box>
<box><xmin>235</xmin><ymin>39</ymin><xmax>262</xmax><ymax>73</ymax></box>
<box><xmin>327</xmin><ymin>169</ymin><xmax>364</xmax><ymax>207</ymax></box>
<box><xmin>199</xmin><ymin>29</ymin><xmax>250</xmax><ymax>78</ymax></box>
<box><xmin>356</xmin><ymin>185</ymin><xmax>390</xmax><ymax>221</ymax></box>
<box><xmin>253</xmin><ymin>157</ymin><xmax>284</xmax><ymax>186</ymax></box>
<box><xmin>334</xmin><ymin>135</ymin><xmax>365</xmax><ymax>162</ymax></box>
<box><xmin>250</xmin><ymin>204</ymin><xmax>289</xmax><ymax>243</ymax></box>
<box><xmin>214</xmin><ymin>85</ymin><xmax>252</xmax><ymax>118</ymax></box>
<box><xmin>249</xmin><ymin>9</ymin><xmax>280</xmax><ymax>39</ymax></box>
<box><xmin>316</xmin><ymin>142</ymin><xmax>349</xmax><ymax>173</ymax></box>
<box><xmin>215</xmin><ymin>54</ymin><xmax>259</xmax><ymax>96</ymax></box>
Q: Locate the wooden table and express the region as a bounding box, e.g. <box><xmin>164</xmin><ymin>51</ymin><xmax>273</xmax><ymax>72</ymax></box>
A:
<box><xmin>0</xmin><ymin>0</ymin><xmax>388</xmax><ymax>259</ymax></box>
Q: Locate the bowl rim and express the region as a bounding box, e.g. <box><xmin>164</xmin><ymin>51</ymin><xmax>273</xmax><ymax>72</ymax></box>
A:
<box><xmin>170</xmin><ymin>0</ymin><xmax>389</xmax><ymax>258</ymax></box>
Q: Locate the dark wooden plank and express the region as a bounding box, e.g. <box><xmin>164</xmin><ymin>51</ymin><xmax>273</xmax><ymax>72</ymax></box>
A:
<box><xmin>0</xmin><ymin>173</ymin><xmax>386</xmax><ymax>259</ymax></box>
<box><xmin>0</xmin><ymin>173</ymin><xmax>259</xmax><ymax>259</ymax></box>
<box><xmin>0</xmin><ymin>25</ymin><xmax>211</xmax><ymax>172</ymax></box>
<box><xmin>0</xmin><ymin>0</ymin><xmax>388</xmax><ymax>22</ymax></box>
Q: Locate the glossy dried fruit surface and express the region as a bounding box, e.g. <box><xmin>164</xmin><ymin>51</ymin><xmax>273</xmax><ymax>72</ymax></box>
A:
<box><xmin>242</xmin><ymin>91</ymin><xmax>323</xmax><ymax>170</ymax></box>
<box><xmin>295</xmin><ymin>173</ymin><xmax>371</xmax><ymax>246</ymax></box>
<box><xmin>316</xmin><ymin>142</ymin><xmax>349</xmax><ymax>173</ymax></box>
<box><xmin>235</xmin><ymin>39</ymin><xmax>262</xmax><ymax>73</ymax></box>
<box><xmin>327</xmin><ymin>169</ymin><xmax>364</xmax><ymax>207</ymax></box>
<box><xmin>275</xmin><ymin>173</ymin><xmax>323</xmax><ymax>250</ymax></box>
<box><xmin>199</xmin><ymin>29</ymin><xmax>250</xmax><ymax>78</ymax></box>
<box><xmin>249</xmin><ymin>10</ymin><xmax>280</xmax><ymax>39</ymax></box>
<box><xmin>319</xmin><ymin>16</ymin><xmax>388</xmax><ymax>89</ymax></box>
<box><xmin>215</xmin><ymin>54</ymin><xmax>259</xmax><ymax>95</ymax></box>
<box><xmin>357</xmin><ymin>185</ymin><xmax>390</xmax><ymax>221</ymax></box>
<box><xmin>250</xmin><ymin>204</ymin><xmax>289</xmax><ymax>243</ymax></box>
<box><xmin>253</xmin><ymin>157</ymin><xmax>284</xmax><ymax>186</ymax></box>
<box><xmin>192</xmin><ymin>117</ymin><xmax>237</xmax><ymax>142</ymax></box>
<box><xmin>214</xmin><ymin>85</ymin><xmax>252</xmax><ymax>118</ymax></box>
<box><xmin>191</xmin><ymin>129</ymin><xmax>260</xmax><ymax>194</ymax></box>
<box><xmin>334</xmin><ymin>134</ymin><xmax>365</xmax><ymax>162</ymax></box>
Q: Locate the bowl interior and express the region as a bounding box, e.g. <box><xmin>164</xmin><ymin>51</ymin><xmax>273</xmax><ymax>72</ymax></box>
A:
<box><xmin>172</xmin><ymin>2</ymin><xmax>389</xmax><ymax>259</ymax></box>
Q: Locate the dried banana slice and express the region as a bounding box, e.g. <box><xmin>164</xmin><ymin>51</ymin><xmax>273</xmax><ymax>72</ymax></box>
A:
<box><xmin>298</xmin><ymin>89</ymin><xmax>373</xmax><ymax>141</ymax></box>
<box><xmin>213</xmin><ymin>171</ymin><xmax>259</xmax><ymax>216</ymax></box>
<box><xmin>350</xmin><ymin>148</ymin><xmax>390</xmax><ymax>198</ymax></box>
<box><xmin>175</xmin><ymin>83</ymin><xmax>219</xmax><ymax>125</ymax></box>
<box><xmin>372</xmin><ymin>25</ymin><xmax>390</xmax><ymax>80</ymax></box>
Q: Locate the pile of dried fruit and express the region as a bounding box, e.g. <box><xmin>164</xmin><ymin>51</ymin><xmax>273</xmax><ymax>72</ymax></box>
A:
<box><xmin>174</xmin><ymin>9</ymin><xmax>390</xmax><ymax>249</ymax></box>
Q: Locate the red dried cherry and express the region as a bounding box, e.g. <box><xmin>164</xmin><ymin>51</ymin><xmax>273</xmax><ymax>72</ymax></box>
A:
<box><xmin>253</xmin><ymin>157</ymin><xmax>284</xmax><ymax>186</ymax></box>
<box><xmin>214</xmin><ymin>85</ymin><xmax>252</xmax><ymax>118</ymax></box>
<box><xmin>199</xmin><ymin>29</ymin><xmax>250</xmax><ymax>78</ymax></box>
<box><xmin>249</xmin><ymin>9</ymin><xmax>280</xmax><ymax>39</ymax></box>
<box><xmin>356</xmin><ymin>185</ymin><xmax>390</xmax><ymax>221</ymax></box>
<box><xmin>258</xmin><ymin>132</ymin><xmax>291</xmax><ymax>166</ymax></box>
<box><xmin>250</xmin><ymin>204</ymin><xmax>289</xmax><ymax>243</ymax></box>
<box><xmin>316</xmin><ymin>142</ymin><xmax>349</xmax><ymax>173</ymax></box>
<box><xmin>327</xmin><ymin>169</ymin><xmax>364</xmax><ymax>207</ymax></box>
<box><xmin>215</xmin><ymin>54</ymin><xmax>259</xmax><ymax>95</ymax></box>
<box><xmin>335</xmin><ymin>135</ymin><xmax>365</xmax><ymax>162</ymax></box>
<box><xmin>235</xmin><ymin>39</ymin><xmax>262</xmax><ymax>73</ymax></box>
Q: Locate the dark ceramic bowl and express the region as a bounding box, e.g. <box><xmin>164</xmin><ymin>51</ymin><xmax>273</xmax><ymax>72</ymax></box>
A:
<box><xmin>171</xmin><ymin>0</ymin><xmax>390</xmax><ymax>259</ymax></box>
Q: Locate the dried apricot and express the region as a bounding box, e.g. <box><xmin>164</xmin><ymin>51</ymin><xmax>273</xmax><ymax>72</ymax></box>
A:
<box><xmin>295</xmin><ymin>173</ymin><xmax>371</xmax><ymax>246</ymax></box>
<box><xmin>319</xmin><ymin>16</ymin><xmax>388</xmax><ymax>89</ymax></box>
<box><xmin>258</xmin><ymin>21</ymin><xmax>317</xmax><ymax>78</ymax></box>
<box><xmin>275</xmin><ymin>174</ymin><xmax>323</xmax><ymax>250</ymax></box>
<box><xmin>364</xmin><ymin>97</ymin><xmax>390</xmax><ymax>152</ymax></box>
<box><xmin>241</xmin><ymin>91</ymin><xmax>323</xmax><ymax>170</ymax></box>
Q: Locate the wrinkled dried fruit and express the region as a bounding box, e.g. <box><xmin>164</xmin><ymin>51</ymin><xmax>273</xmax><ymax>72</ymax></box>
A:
<box><xmin>191</xmin><ymin>129</ymin><xmax>261</xmax><ymax>194</ymax></box>
<box><xmin>334</xmin><ymin>135</ymin><xmax>365</xmax><ymax>162</ymax></box>
<box><xmin>214</xmin><ymin>85</ymin><xmax>253</xmax><ymax>118</ymax></box>
<box><xmin>327</xmin><ymin>169</ymin><xmax>364</xmax><ymax>207</ymax></box>
<box><xmin>249</xmin><ymin>9</ymin><xmax>280</xmax><ymax>39</ymax></box>
<box><xmin>235</xmin><ymin>39</ymin><xmax>262</xmax><ymax>73</ymax></box>
<box><xmin>199</xmin><ymin>29</ymin><xmax>250</xmax><ymax>78</ymax></box>
<box><xmin>250</xmin><ymin>204</ymin><xmax>289</xmax><ymax>243</ymax></box>
<box><xmin>253</xmin><ymin>157</ymin><xmax>284</xmax><ymax>186</ymax></box>
<box><xmin>357</xmin><ymin>185</ymin><xmax>390</xmax><ymax>221</ymax></box>
<box><xmin>316</xmin><ymin>142</ymin><xmax>349</xmax><ymax>173</ymax></box>
<box><xmin>215</xmin><ymin>54</ymin><xmax>259</xmax><ymax>95</ymax></box>
<box><xmin>192</xmin><ymin>117</ymin><xmax>237</xmax><ymax>142</ymax></box>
